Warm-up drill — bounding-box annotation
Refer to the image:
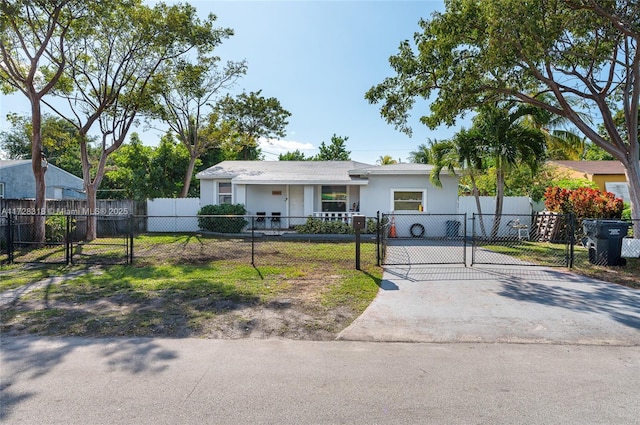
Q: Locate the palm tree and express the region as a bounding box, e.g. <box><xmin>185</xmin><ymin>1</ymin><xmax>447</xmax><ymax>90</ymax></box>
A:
<box><xmin>473</xmin><ymin>103</ymin><xmax>547</xmax><ymax>238</ymax></box>
<box><xmin>408</xmin><ymin>142</ymin><xmax>433</xmax><ymax>164</ymax></box>
<box><xmin>429</xmin><ymin>131</ymin><xmax>489</xmax><ymax>236</ymax></box>
<box><xmin>377</xmin><ymin>155</ymin><xmax>398</xmax><ymax>165</ymax></box>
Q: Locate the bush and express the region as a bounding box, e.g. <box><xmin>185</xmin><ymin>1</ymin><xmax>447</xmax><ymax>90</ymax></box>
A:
<box><xmin>45</xmin><ymin>213</ymin><xmax>75</xmax><ymax>242</ymax></box>
<box><xmin>294</xmin><ymin>217</ymin><xmax>353</xmax><ymax>234</ymax></box>
<box><xmin>544</xmin><ymin>186</ymin><xmax>623</xmax><ymax>219</ymax></box>
<box><xmin>197</xmin><ymin>204</ymin><xmax>248</xmax><ymax>233</ymax></box>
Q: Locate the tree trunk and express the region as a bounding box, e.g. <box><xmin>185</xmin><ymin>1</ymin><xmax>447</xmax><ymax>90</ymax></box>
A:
<box><xmin>85</xmin><ymin>184</ymin><xmax>98</xmax><ymax>241</ymax></box>
<box><xmin>622</xmin><ymin>157</ymin><xmax>640</xmax><ymax>239</ymax></box>
<box><xmin>469</xmin><ymin>173</ymin><xmax>488</xmax><ymax>238</ymax></box>
<box><xmin>30</xmin><ymin>99</ymin><xmax>47</xmax><ymax>243</ymax></box>
<box><xmin>180</xmin><ymin>154</ymin><xmax>197</xmax><ymax>198</ymax></box>
<box><xmin>491</xmin><ymin>168</ymin><xmax>505</xmax><ymax>240</ymax></box>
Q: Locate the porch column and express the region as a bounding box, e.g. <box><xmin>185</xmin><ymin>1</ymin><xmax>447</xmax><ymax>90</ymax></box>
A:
<box><xmin>303</xmin><ymin>185</ymin><xmax>314</xmax><ymax>216</ymax></box>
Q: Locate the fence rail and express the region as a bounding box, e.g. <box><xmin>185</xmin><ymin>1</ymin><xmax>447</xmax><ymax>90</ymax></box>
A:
<box><xmin>2</xmin><ymin>212</ymin><xmax>639</xmax><ymax>268</ymax></box>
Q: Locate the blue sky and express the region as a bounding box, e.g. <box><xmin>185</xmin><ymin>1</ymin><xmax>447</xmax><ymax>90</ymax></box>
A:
<box><xmin>0</xmin><ymin>1</ymin><xmax>467</xmax><ymax>165</ymax></box>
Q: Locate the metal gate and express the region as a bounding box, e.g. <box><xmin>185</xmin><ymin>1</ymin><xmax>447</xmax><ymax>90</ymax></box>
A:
<box><xmin>3</xmin><ymin>214</ymin><xmax>131</xmax><ymax>265</ymax></box>
<box><xmin>380</xmin><ymin>213</ymin><xmax>467</xmax><ymax>265</ymax></box>
<box><xmin>471</xmin><ymin>213</ymin><xmax>574</xmax><ymax>267</ymax></box>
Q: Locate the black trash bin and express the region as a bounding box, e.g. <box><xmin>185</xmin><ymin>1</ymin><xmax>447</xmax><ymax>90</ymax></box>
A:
<box><xmin>446</xmin><ymin>220</ymin><xmax>461</xmax><ymax>239</ymax></box>
<box><xmin>582</xmin><ymin>220</ymin><xmax>631</xmax><ymax>266</ymax></box>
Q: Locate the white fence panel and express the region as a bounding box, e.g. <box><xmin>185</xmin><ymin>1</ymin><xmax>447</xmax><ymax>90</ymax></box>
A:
<box><xmin>458</xmin><ymin>196</ymin><xmax>533</xmax><ymax>236</ymax></box>
<box><xmin>147</xmin><ymin>198</ymin><xmax>200</xmax><ymax>232</ymax></box>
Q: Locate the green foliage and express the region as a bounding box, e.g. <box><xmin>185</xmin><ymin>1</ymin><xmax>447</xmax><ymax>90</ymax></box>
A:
<box><xmin>216</xmin><ymin>90</ymin><xmax>291</xmax><ymax>160</ymax></box>
<box><xmin>197</xmin><ymin>204</ymin><xmax>248</xmax><ymax>233</ymax></box>
<box><xmin>45</xmin><ymin>213</ymin><xmax>75</xmax><ymax>243</ymax></box>
<box><xmin>544</xmin><ymin>187</ymin><xmax>623</xmax><ymax>219</ymax></box>
<box><xmin>366</xmin><ymin>0</ymin><xmax>640</xmax><ymax>219</ymax></box>
<box><xmin>551</xmin><ymin>178</ymin><xmax>598</xmax><ymax>191</ymax></box>
<box><xmin>622</xmin><ymin>203</ymin><xmax>632</xmax><ymax>220</ymax></box>
<box><xmin>314</xmin><ymin>134</ymin><xmax>351</xmax><ymax>161</ymax></box>
<box><xmin>294</xmin><ymin>217</ymin><xmax>353</xmax><ymax>235</ymax></box>
<box><xmin>293</xmin><ymin>217</ymin><xmax>382</xmax><ymax>235</ymax></box>
<box><xmin>279</xmin><ymin>150</ymin><xmax>308</xmax><ymax>161</ymax></box>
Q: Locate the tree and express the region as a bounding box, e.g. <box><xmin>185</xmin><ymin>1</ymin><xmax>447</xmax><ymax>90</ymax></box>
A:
<box><xmin>279</xmin><ymin>149</ymin><xmax>308</xmax><ymax>161</ymax></box>
<box><xmin>377</xmin><ymin>155</ymin><xmax>398</xmax><ymax>165</ymax></box>
<box><xmin>151</xmin><ymin>55</ymin><xmax>247</xmax><ymax>197</ymax></box>
<box><xmin>48</xmin><ymin>1</ymin><xmax>227</xmax><ymax>239</ymax></box>
<box><xmin>0</xmin><ymin>113</ymin><xmax>87</xmax><ymax>177</ymax></box>
<box><xmin>408</xmin><ymin>143</ymin><xmax>432</xmax><ymax>164</ymax></box>
<box><xmin>314</xmin><ymin>134</ymin><xmax>351</xmax><ymax>161</ymax></box>
<box><xmin>216</xmin><ymin>90</ymin><xmax>291</xmax><ymax>160</ymax></box>
<box><xmin>366</xmin><ymin>0</ymin><xmax>640</xmax><ymax>235</ymax></box>
<box><xmin>1</xmin><ymin>0</ymin><xmax>87</xmax><ymax>241</ymax></box>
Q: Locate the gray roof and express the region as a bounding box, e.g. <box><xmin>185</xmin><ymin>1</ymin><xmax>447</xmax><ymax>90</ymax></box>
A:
<box><xmin>350</xmin><ymin>163</ymin><xmax>440</xmax><ymax>176</ymax></box>
<box><xmin>196</xmin><ymin>161</ymin><xmax>373</xmax><ymax>185</ymax></box>
<box><xmin>548</xmin><ymin>160</ymin><xmax>627</xmax><ymax>175</ymax></box>
<box><xmin>0</xmin><ymin>159</ymin><xmax>31</xmax><ymax>169</ymax></box>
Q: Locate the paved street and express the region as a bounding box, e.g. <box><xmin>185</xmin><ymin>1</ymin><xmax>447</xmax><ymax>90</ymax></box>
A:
<box><xmin>2</xmin><ymin>263</ymin><xmax>639</xmax><ymax>424</ymax></box>
<box><xmin>2</xmin><ymin>337</ymin><xmax>640</xmax><ymax>424</ymax></box>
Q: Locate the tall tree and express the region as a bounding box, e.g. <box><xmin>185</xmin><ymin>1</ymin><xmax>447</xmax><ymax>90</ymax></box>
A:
<box><xmin>151</xmin><ymin>55</ymin><xmax>247</xmax><ymax>197</ymax></box>
<box><xmin>48</xmin><ymin>1</ymin><xmax>228</xmax><ymax>239</ymax></box>
<box><xmin>314</xmin><ymin>134</ymin><xmax>351</xmax><ymax>161</ymax></box>
<box><xmin>216</xmin><ymin>90</ymin><xmax>291</xmax><ymax>160</ymax></box>
<box><xmin>0</xmin><ymin>0</ymin><xmax>87</xmax><ymax>241</ymax></box>
<box><xmin>0</xmin><ymin>113</ymin><xmax>88</xmax><ymax>177</ymax></box>
<box><xmin>366</xmin><ymin>0</ymin><xmax>640</xmax><ymax>234</ymax></box>
<box><xmin>472</xmin><ymin>103</ymin><xmax>546</xmax><ymax>237</ymax></box>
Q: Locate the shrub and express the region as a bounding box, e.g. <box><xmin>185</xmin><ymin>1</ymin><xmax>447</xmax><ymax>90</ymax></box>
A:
<box><xmin>45</xmin><ymin>213</ymin><xmax>75</xmax><ymax>242</ymax></box>
<box><xmin>197</xmin><ymin>204</ymin><xmax>248</xmax><ymax>233</ymax></box>
<box><xmin>294</xmin><ymin>217</ymin><xmax>353</xmax><ymax>234</ymax></box>
<box><xmin>544</xmin><ymin>186</ymin><xmax>623</xmax><ymax>219</ymax></box>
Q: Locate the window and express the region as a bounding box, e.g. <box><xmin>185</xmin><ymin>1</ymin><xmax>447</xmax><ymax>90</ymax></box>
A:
<box><xmin>392</xmin><ymin>190</ymin><xmax>425</xmax><ymax>211</ymax></box>
<box><xmin>321</xmin><ymin>185</ymin><xmax>347</xmax><ymax>212</ymax></box>
<box><xmin>218</xmin><ymin>182</ymin><xmax>231</xmax><ymax>204</ymax></box>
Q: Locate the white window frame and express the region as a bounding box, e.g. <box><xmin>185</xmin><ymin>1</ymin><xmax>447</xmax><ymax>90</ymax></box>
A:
<box><xmin>217</xmin><ymin>181</ymin><xmax>232</xmax><ymax>205</ymax></box>
<box><xmin>390</xmin><ymin>188</ymin><xmax>426</xmax><ymax>212</ymax></box>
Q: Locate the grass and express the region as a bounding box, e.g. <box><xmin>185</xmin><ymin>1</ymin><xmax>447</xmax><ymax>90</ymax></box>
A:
<box><xmin>482</xmin><ymin>240</ymin><xmax>640</xmax><ymax>288</ymax></box>
<box><xmin>0</xmin><ymin>248</ymin><xmax>383</xmax><ymax>338</ymax></box>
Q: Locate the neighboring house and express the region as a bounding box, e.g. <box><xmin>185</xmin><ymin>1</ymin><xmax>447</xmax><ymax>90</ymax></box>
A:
<box><xmin>0</xmin><ymin>160</ymin><xmax>86</xmax><ymax>200</ymax></box>
<box><xmin>196</xmin><ymin>160</ymin><xmax>459</xmax><ymax>233</ymax></box>
<box><xmin>548</xmin><ymin>160</ymin><xmax>631</xmax><ymax>202</ymax></box>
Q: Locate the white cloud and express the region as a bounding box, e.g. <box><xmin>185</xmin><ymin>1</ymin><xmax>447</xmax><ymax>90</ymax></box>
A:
<box><xmin>258</xmin><ymin>137</ymin><xmax>315</xmax><ymax>158</ymax></box>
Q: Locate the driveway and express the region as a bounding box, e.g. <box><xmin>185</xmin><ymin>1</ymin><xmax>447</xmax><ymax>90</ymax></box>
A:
<box><xmin>338</xmin><ymin>265</ymin><xmax>640</xmax><ymax>345</ymax></box>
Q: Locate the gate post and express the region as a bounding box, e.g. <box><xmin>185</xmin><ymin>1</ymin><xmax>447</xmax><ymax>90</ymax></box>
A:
<box><xmin>65</xmin><ymin>215</ymin><xmax>71</xmax><ymax>265</ymax></box>
<box><xmin>376</xmin><ymin>211</ymin><xmax>380</xmax><ymax>266</ymax></box>
<box><xmin>251</xmin><ymin>216</ymin><xmax>255</xmax><ymax>266</ymax></box>
<box><xmin>6</xmin><ymin>213</ymin><xmax>14</xmax><ymax>263</ymax></box>
<box><xmin>128</xmin><ymin>214</ymin><xmax>134</xmax><ymax>265</ymax></box>
<box><xmin>568</xmin><ymin>213</ymin><xmax>575</xmax><ymax>268</ymax></box>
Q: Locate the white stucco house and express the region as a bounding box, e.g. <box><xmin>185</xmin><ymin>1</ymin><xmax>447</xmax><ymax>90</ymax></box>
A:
<box><xmin>196</xmin><ymin>161</ymin><xmax>460</xmax><ymax>231</ymax></box>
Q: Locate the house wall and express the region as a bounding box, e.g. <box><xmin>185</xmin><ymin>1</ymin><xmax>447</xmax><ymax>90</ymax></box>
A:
<box><xmin>200</xmin><ymin>180</ymin><xmax>215</xmax><ymax>206</ymax></box>
<box><xmin>0</xmin><ymin>163</ymin><xmax>85</xmax><ymax>199</ymax></box>
<box><xmin>359</xmin><ymin>174</ymin><xmax>458</xmax><ymax>217</ymax></box>
<box><xmin>245</xmin><ymin>184</ymin><xmax>287</xmax><ymax>216</ymax></box>
<box><xmin>592</xmin><ymin>174</ymin><xmax>627</xmax><ymax>192</ymax></box>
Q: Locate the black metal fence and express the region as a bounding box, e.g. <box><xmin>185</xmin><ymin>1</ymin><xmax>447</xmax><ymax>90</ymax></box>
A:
<box><xmin>2</xmin><ymin>213</ymin><xmax>639</xmax><ymax>268</ymax></box>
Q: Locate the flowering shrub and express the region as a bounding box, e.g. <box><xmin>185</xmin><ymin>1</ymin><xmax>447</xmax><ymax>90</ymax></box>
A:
<box><xmin>544</xmin><ymin>186</ymin><xmax>624</xmax><ymax>219</ymax></box>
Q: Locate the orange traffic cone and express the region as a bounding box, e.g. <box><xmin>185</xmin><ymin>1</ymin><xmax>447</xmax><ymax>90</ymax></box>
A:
<box><xmin>389</xmin><ymin>215</ymin><xmax>397</xmax><ymax>238</ymax></box>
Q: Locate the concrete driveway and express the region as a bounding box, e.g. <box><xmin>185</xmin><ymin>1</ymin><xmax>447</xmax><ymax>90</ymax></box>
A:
<box><xmin>339</xmin><ymin>265</ymin><xmax>640</xmax><ymax>345</ymax></box>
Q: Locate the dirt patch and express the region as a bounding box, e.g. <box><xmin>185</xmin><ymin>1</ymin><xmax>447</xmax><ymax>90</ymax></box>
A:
<box><xmin>0</xmin><ymin>274</ymin><xmax>369</xmax><ymax>340</ymax></box>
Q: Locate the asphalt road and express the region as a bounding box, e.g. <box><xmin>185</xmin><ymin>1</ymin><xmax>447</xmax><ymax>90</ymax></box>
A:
<box><xmin>2</xmin><ymin>337</ymin><xmax>640</xmax><ymax>424</ymax></box>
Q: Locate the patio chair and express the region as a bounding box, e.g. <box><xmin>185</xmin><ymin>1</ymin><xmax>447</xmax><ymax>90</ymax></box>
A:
<box><xmin>256</xmin><ymin>212</ymin><xmax>266</xmax><ymax>228</ymax></box>
<box><xmin>270</xmin><ymin>212</ymin><xmax>281</xmax><ymax>228</ymax></box>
